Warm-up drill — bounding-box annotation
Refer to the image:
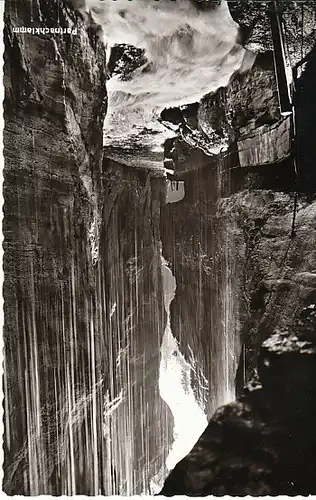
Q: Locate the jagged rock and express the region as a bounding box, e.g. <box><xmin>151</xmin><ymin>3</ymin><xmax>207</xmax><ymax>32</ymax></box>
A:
<box><xmin>3</xmin><ymin>0</ymin><xmax>172</xmax><ymax>495</ymax></box>
<box><xmin>161</xmin><ymin>103</ymin><xmax>199</xmax><ymax>128</ymax></box>
<box><xmin>4</xmin><ymin>0</ymin><xmax>316</xmax><ymax>496</ymax></box>
<box><xmin>160</xmin><ymin>42</ymin><xmax>316</xmax><ymax>443</ymax></box>
<box><xmin>228</xmin><ymin>0</ymin><xmax>316</xmax><ymax>60</ymax></box>
<box><xmin>219</xmin><ymin>190</ymin><xmax>316</xmax><ymax>388</ymax></box>
<box><xmin>192</xmin><ymin>0</ymin><xmax>221</xmax><ymax>10</ymax></box>
<box><xmin>4</xmin><ymin>0</ymin><xmax>108</xmax><ymax>494</ymax></box>
<box><xmin>98</xmin><ymin>160</ymin><xmax>173</xmax><ymax>495</ymax></box>
<box><xmin>159</xmin><ymin>311</ymin><xmax>316</xmax><ymax>496</ymax></box>
<box><xmin>258</xmin><ymin>306</ymin><xmax>316</xmax><ymax>413</ymax></box>
<box><xmin>296</xmin><ymin>45</ymin><xmax>316</xmax><ymax>191</ymax></box>
<box><xmin>168</xmin><ymin>51</ymin><xmax>289</xmax><ymax>174</ymax></box>
<box><xmin>167</xmin><ymin>2</ymin><xmax>316</xmax><ymax>173</ymax></box>
<box><xmin>107</xmin><ymin>43</ymin><xmax>147</xmax><ymax>81</ymax></box>
<box><xmin>199</xmin><ymin>51</ymin><xmax>287</xmax><ymax>167</ymax></box>
<box><xmin>164</xmin><ymin>158</ymin><xmax>175</xmax><ymax>170</ymax></box>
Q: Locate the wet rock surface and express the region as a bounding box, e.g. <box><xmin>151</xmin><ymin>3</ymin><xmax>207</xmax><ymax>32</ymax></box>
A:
<box><xmin>4</xmin><ymin>0</ymin><xmax>316</xmax><ymax>496</ymax></box>
<box><xmin>98</xmin><ymin>160</ymin><xmax>173</xmax><ymax>495</ymax></box>
<box><xmin>159</xmin><ymin>305</ymin><xmax>316</xmax><ymax>496</ymax></box>
<box><xmin>228</xmin><ymin>0</ymin><xmax>316</xmax><ymax>59</ymax></box>
<box><xmin>165</xmin><ymin>50</ymin><xmax>291</xmax><ymax>174</ymax></box>
<box><xmin>3</xmin><ymin>0</ymin><xmax>172</xmax><ymax>495</ymax></box>
<box><xmin>161</xmin><ymin>162</ymin><xmax>244</xmax><ymax>419</ymax></box>
<box><xmin>107</xmin><ymin>44</ymin><xmax>147</xmax><ymax>81</ymax></box>
<box><xmin>4</xmin><ymin>1</ymin><xmax>108</xmax><ymax>494</ymax></box>
<box><xmin>219</xmin><ymin>190</ymin><xmax>316</xmax><ymax>389</ymax></box>
<box><xmin>160</xmin><ymin>12</ymin><xmax>316</xmax><ymax>496</ymax></box>
<box><xmin>161</xmin><ymin>21</ymin><xmax>316</xmax><ymax>389</ymax></box>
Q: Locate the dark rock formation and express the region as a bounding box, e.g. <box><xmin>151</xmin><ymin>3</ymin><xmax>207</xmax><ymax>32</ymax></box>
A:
<box><xmin>160</xmin><ymin>49</ymin><xmax>286</xmax><ymax>418</ymax></box>
<box><xmin>296</xmin><ymin>44</ymin><xmax>316</xmax><ymax>192</ymax></box>
<box><xmin>161</xmin><ymin>8</ymin><xmax>316</xmax><ymax>399</ymax></box>
<box><xmin>191</xmin><ymin>0</ymin><xmax>221</xmax><ymax>10</ymax></box>
<box><xmin>159</xmin><ymin>5</ymin><xmax>316</xmax><ymax>496</ymax></box>
<box><xmin>4</xmin><ymin>1</ymin><xmax>108</xmax><ymax>494</ymax></box>
<box><xmin>220</xmin><ymin>190</ymin><xmax>316</xmax><ymax>390</ymax></box>
<box><xmin>164</xmin><ymin>50</ymin><xmax>292</xmax><ymax>175</ymax></box>
<box><xmin>159</xmin><ymin>306</ymin><xmax>316</xmax><ymax>496</ymax></box>
<box><xmin>199</xmin><ymin>51</ymin><xmax>286</xmax><ymax>167</ymax></box>
<box><xmin>3</xmin><ymin>0</ymin><xmax>172</xmax><ymax>495</ymax></box>
<box><xmin>4</xmin><ymin>0</ymin><xmax>316</xmax><ymax>496</ymax></box>
<box><xmin>161</xmin><ymin>159</ymin><xmax>244</xmax><ymax>418</ymax></box>
<box><xmin>98</xmin><ymin>160</ymin><xmax>173</xmax><ymax>495</ymax></box>
<box><xmin>228</xmin><ymin>0</ymin><xmax>316</xmax><ymax>60</ymax></box>
<box><xmin>107</xmin><ymin>44</ymin><xmax>147</xmax><ymax>81</ymax></box>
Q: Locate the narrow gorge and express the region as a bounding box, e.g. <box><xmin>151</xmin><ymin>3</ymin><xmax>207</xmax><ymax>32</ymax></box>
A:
<box><xmin>3</xmin><ymin>0</ymin><xmax>316</xmax><ymax>496</ymax></box>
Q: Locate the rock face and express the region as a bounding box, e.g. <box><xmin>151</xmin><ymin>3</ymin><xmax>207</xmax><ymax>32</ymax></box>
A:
<box><xmin>160</xmin><ymin>51</ymin><xmax>286</xmax><ymax>418</ymax></box>
<box><xmin>4</xmin><ymin>0</ymin><xmax>316</xmax><ymax>496</ymax></box>
<box><xmin>3</xmin><ymin>0</ymin><xmax>172</xmax><ymax>495</ymax></box>
<box><xmin>159</xmin><ymin>6</ymin><xmax>316</xmax><ymax>496</ymax></box>
<box><xmin>229</xmin><ymin>0</ymin><xmax>316</xmax><ymax>59</ymax></box>
<box><xmin>199</xmin><ymin>51</ymin><xmax>290</xmax><ymax>168</ymax></box>
<box><xmin>164</xmin><ymin>51</ymin><xmax>290</xmax><ymax>174</ymax></box>
<box><xmin>4</xmin><ymin>1</ymin><xmax>107</xmax><ymax>494</ymax></box>
<box><xmin>159</xmin><ymin>305</ymin><xmax>316</xmax><ymax>496</ymax></box>
<box><xmin>161</xmin><ymin>160</ymin><xmax>244</xmax><ymax>418</ymax></box>
<box><xmin>98</xmin><ymin>160</ymin><xmax>173</xmax><ymax>495</ymax></box>
<box><xmin>221</xmin><ymin>190</ymin><xmax>316</xmax><ymax>389</ymax></box>
<box><xmin>161</xmin><ymin>10</ymin><xmax>316</xmax><ymax>388</ymax></box>
<box><xmin>107</xmin><ymin>44</ymin><xmax>147</xmax><ymax>81</ymax></box>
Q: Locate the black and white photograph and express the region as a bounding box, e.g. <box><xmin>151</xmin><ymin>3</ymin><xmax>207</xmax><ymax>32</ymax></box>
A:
<box><xmin>2</xmin><ymin>0</ymin><xmax>316</xmax><ymax>495</ymax></box>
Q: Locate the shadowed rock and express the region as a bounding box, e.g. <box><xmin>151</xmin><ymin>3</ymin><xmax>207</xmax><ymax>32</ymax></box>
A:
<box><xmin>159</xmin><ymin>306</ymin><xmax>316</xmax><ymax>496</ymax></box>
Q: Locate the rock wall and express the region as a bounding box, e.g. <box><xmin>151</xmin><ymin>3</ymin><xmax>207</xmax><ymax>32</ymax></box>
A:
<box><xmin>160</xmin><ymin>309</ymin><xmax>316</xmax><ymax>495</ymax></box>
<box><xmin>229</xmin><ymin>0</ymin><xmax>316</xmax><ymax>59</ymax></box>
<box><xmin>161</xmin><ymin>12</ymin><xmax>316</xmax><ymax>390</ymax></box>
<box><xmin>200</xmin><ymin>50</ymin><xmax>292</xmax><ymax>168</ymax></box>
<box><xmin>159</xmin><ymin>4</ymin><xmax>316</xmax><ymax>496</ymax></box>
<box><xmin>99</xmin><ymin>160</ymin><xmax>172</xmax><ymax>495</ymax></box>
<box><xmin>161</xmin><ymin>160</ymin><xmax>244</xmax><ymax>418</ymax></box>
<box><xmin>4</xmin><ymin>0</ymin><xmax>316</xmax><ymax>496</ymax></box>
<box><xmin>160</xmin><ymin>50</ymin><xmax>285</xmax><ymax>418</ymax></box>
<box><xmin>4</xmin><ymin>1</ymin><xmax>107</xmax><ymax>493</ymax></box>
<box><xmin>221</xmin><ymin>190</ymin><xmax>316</xmax><ymax>389</ymax></box>
<box><xmin>3</xmin><ymin>0</ymin><xmax>172</xmax><ymax>494</ymax></box>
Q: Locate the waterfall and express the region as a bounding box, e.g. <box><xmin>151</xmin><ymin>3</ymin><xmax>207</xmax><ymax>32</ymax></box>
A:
<box><xmin>64</xmin><ymin>0</ymin><xmax>245</xmax><ymax>493</ymax></box>
<box><xmin>85</xmin><ymin>0</ymin><xmax>249</xmax><ymax>163</ymax></box>
<box><xmin>3</xmin><ymin>0</ymin><xmax>251</xmax><ymax>496</ymax></box>
<box><xmin>90</xmin><ymin>0</ymin><xmax>245</xmax><ymax>488</ymax></box>
<box><xmin>159</xmin><ymin>255</ymin><xmax>208</xmax><ymax>475</ymax></box>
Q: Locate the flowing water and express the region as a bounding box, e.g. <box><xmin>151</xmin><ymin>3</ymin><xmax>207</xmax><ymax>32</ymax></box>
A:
<box><xmin>160</xmin><ymin>255</ymin><xmax>208</xmax><ymax>473</ymax></box>
<box><xmin>5</xmin><ymin>1</ymin><xmax>247</xmax><ymax>495</ymax></box>
<box><xmin>91</xmin><ymin>0</ymin><xmax>244</xmax><ymax>491</ymax></box>
<box><xmin>87</xmin><ymin>0</ymin><xmax>249</xmax><ymax>164</ymax></box>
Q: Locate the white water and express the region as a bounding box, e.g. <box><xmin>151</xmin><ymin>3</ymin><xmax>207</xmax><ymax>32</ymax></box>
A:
<box><xmin>160</xmin><ymin>256</ymin><xmax>208</xmax><ymax>472</ymax></box>
<box><xmin>86</xmin><ymin>0</ymin><xmax>251</xmax><ymax>162</ymax></box>
<box><xmin>80</xmin><ymin>0</ymin><xmax>244</xmax><ymax>489</ymax></box>
<box><xmin>87</xmin><ymin>0</ymin><xmax>242</xmax><ymax>483</ymax></box>
<box><xmin>166</xmin><ymin>180</ymin><xmax>185</xmax><ymax>204</ymax></box>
